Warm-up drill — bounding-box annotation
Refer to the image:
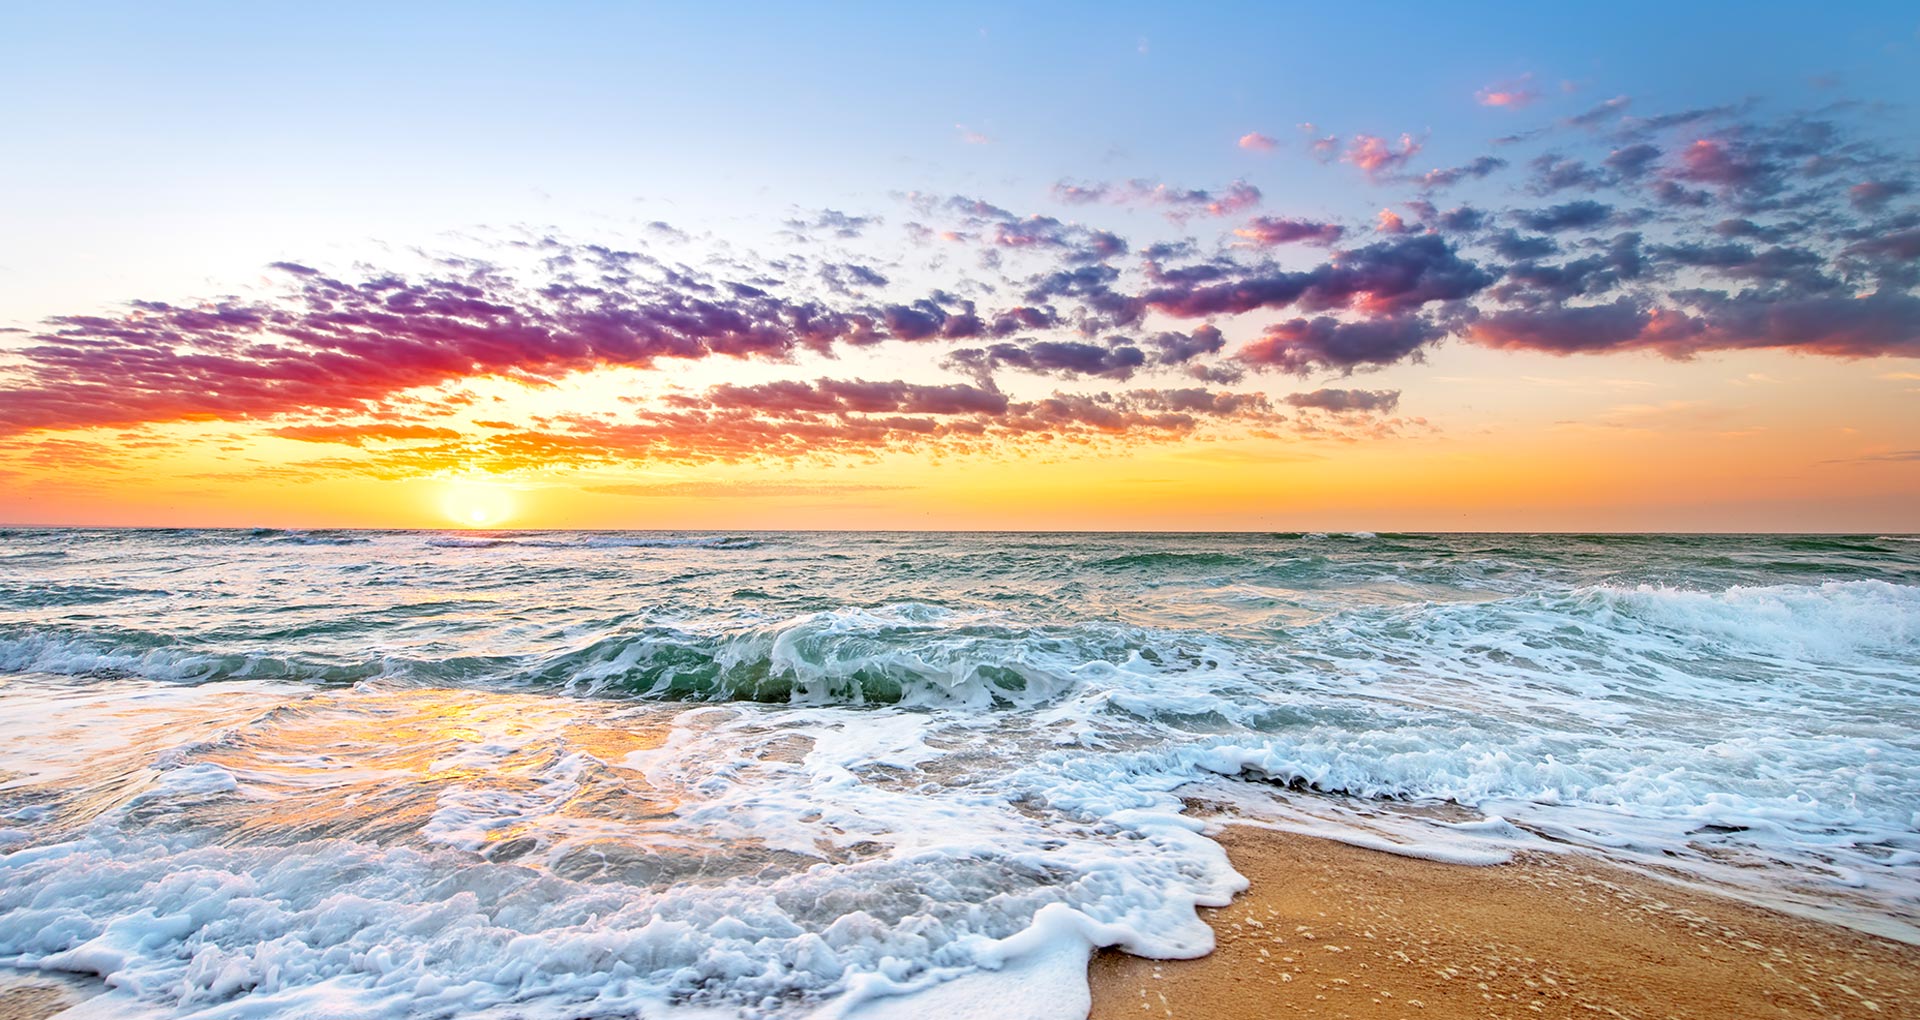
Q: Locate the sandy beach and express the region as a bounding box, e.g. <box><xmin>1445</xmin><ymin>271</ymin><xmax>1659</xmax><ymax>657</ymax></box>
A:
<box><xmin>1089</xmin><ymin>826</ymin><xmax>1919</xmax><ymax>1019</ymax></box>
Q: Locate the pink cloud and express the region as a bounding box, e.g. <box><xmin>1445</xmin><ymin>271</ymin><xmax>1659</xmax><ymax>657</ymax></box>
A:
<box><xmin>1297</xmin><ymin>123</ymin><xmax>1340</xmax><ymax>162</ymax></box>
<box><xmin>1238</xmin><ymin>132</ymin><xmax>1278</xmax><ymax>152</ymax></box>
<box><xmin>0</xmin><ymin>253</ymin><xmax>995</xmax><ymax>434</ymax></box>
<box><xmin>1049</xmin><ymin>178</ymin><xmax>1260</xmax><ymax>221</ymax></box>
<box><xmin>1343</xmin><ymin>133</ymin><xmax>1422</xmax><ymax>179</ymax></box>
<box><xmin>1234</xmin><ymin>216</ymin><xmax>1346</xmax><ymax>246</ymax></box>
<box><xmin>1198</xmin><ymin>181</ymin><xmax>1262</xmax><ymax>217</ymax></box>
<box><xmin>1476</xmin><ymin>74</ymin><xmax>1540</xmax><ymax>109</ymax></box>
<box><xmin>1672</xmin><ymin>138</ymin><xmax>1774</xmax><ymax>191</ymax></box>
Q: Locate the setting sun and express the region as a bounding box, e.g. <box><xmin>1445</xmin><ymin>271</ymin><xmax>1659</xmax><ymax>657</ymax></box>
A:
<box><xmin>440</xmin><ymin>480</ymin><xmax>515</xmax><ymax>529</ymax></box>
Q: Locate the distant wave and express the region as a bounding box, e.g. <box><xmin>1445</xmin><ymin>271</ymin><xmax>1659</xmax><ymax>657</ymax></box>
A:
<box><xmin>1088</xmin><ymin>550</ymin><xmax>1244</xmax><ymax>570</ymax></box>
<box><xmin>0</xmin><ymin>583</ymin><xmax>170</xmax><ymax>608</ymax></box>
<box><xmin>577</xmin><ymin>534</ymin><xmax>763</xmax><ymax>549</ymax></box>
<box><xmin>1775</xmin><ymin>535</ymin><xmax>1906</xmax><ymax>554</ymax></box>
<box><xmin>232</xmin><ymin>528</ymin><xmax>372</xmax><ymax>546</ymax></box>
<box><xmin>423</xmin><ymin>536</ymin><xmax>519</xmax><ymax>549</ymax></box>
<box><xmin>274</xmin><ymin>531</ymin><xmax>372</xmax><ymax>546</ymax></box>
<box><xmin>425</xmin><ymin>533</ymin><xmax>763</xmax><ymax>551</ymax></box>
<box><xmin>0</xmin><ymin>550</ymin><xmax>69</xmax><ymax>562</ymax></box>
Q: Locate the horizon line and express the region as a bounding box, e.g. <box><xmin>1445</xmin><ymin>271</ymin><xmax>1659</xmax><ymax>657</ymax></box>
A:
<box><xmin>2</xmin><ymin>524</ymin><xmax>1914</xmax><ymax>538</ymax></box>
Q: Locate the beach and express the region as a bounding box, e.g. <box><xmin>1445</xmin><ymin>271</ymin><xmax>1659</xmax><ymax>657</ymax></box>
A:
<box><xmin>1090</xmin><ymin>826</ymin><xmax>1919</xmax><ymax>1019</ymax></box>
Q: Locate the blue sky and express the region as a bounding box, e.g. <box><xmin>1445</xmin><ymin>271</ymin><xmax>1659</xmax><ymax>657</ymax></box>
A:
<box><xmin>5</xmin><ymin>1</ymin><xmax>1914</xmax><ymax>319</ymax></box>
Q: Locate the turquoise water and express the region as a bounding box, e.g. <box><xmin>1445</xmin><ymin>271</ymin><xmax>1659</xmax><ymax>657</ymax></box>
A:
<box><xmin>1</xmin><ymin>530</ymin><xmax>1916</xmax><ymax>1017</ymax></box>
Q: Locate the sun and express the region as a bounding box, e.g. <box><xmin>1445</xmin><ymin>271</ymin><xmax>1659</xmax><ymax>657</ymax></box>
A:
<box><xmin>439</xmin><ymin>480</ymin><xmax>516</xmax><ymax>529</ymax></box>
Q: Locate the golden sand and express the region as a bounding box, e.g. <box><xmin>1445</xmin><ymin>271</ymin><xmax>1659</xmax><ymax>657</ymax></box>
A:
<box><xmin>1089</xmin><ymin>826</ymin><xmax>1919</xmax><ymax>1019</ymax></box>
<box><xmin>0</xmin><ymin>976</ymin><xmax>87</xmax><ymax>1020</ymax></box>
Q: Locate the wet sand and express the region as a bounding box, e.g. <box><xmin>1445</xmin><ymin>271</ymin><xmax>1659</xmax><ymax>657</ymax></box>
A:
<box><xmin>0</xmin><ymin>974</ymin><xmax>89</xmax><ymax>1020</ymax></box>
<box><xmin>1089</xmin><ymin>826</ymin><xmax>1919</xmax><ymax>1020</ymax></box>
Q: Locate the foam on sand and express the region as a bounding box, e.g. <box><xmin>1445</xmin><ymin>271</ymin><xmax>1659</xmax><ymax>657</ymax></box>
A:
<box><xmin>1089</xmin><ymin>826</ymin><xmax>1919</xmax><ymax>1020</ymax></box>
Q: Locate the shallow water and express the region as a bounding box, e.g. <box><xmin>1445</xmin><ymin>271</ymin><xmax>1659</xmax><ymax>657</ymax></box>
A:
<box><xmin>1</xmin><ymin>530</ymin><xmax>1916</xmax><ymax>1018</ymax></box>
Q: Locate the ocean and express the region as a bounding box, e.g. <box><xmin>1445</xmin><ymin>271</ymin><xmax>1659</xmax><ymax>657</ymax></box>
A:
<box><xmin>1</xmin><ymin>529</ymin><xmax>1916</xmax><ymax>1018</ymax></box>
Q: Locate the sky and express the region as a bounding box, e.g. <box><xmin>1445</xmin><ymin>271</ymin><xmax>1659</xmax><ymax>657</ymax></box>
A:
<box><xmin>1</xmin><ymin>1</ymin><xmax>1917</xmax><ymax>531</ymax></box>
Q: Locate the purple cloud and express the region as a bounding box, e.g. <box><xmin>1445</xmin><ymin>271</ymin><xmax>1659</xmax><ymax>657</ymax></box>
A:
<box><xmin>1240</xmin><ymin>316</ymin><xmax>1444</xmax><ymax>374</ymax></box>
<box><xmin>1284</xmin><ymin>388</ymin><xmax>1402</xmax><ymax>413</ymax></box>
<box><xmin>1234</xmin><ymin>216</ymin><xmax>1346</xmax><ymax>246</ymax></box>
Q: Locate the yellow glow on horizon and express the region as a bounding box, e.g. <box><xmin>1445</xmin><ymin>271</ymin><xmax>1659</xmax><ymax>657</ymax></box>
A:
<box><xmin>440</xmin><ymin>479</ymin><xmax>517</xmax><ymax>529</ymax></box>
<box><xmin>0</xmin><ymin>347</ymin><xmax>1914</xmax><ymax>532</ymax></box>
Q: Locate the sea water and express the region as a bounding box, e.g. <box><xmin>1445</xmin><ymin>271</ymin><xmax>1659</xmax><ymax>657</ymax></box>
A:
<box><xmin>0</xmin><ymin>530</ymin><xmax>1915</xmax><ymax>1018</ymax></box>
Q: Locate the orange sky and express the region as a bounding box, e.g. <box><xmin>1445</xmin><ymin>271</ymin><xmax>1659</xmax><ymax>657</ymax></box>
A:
<box><xmin>3</xmin><ymin>343</ymin><xmax>1912</xmax><ymax>532</ymax></box>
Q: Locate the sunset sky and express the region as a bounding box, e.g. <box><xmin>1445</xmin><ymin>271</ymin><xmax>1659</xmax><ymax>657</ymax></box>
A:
<box><xmin>2</xmin><ymin>2</ymin><xmax>1917</xmax><ymax>531</ymax></box>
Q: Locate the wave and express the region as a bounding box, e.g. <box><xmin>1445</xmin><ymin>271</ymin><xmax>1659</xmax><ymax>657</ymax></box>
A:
<box><xmin>0</xmin><ymin>605</ymin><xmax>1116</xmax><ymax>707</ymax></box>
<box><xmin>0</xmin><ymin>631</ymin><xmax>377</xmax><ymax>685</ymax></box>
<box><xmin>1087</xmin><ymin>551</ymin><xmax>1245</xmax><ymax>570</ymax></box>
<box><xmin>0</xmin><ymin>583</ymin><xmax>171</xmax><ymax>608</ymax></box>
<box><xmin>202</xmin><ymin>528</ymin><xmax>370</xmax><ymax>546</ymax></box>
<box><xmin>423</xmin><ymin>535</ymin><xmax>519</xmax><ymax>549</ymax></box>
<box><xmin>0</xmin><ymin>549</ymin><xmax>69</xmax><ymax>562</ymax></box>
<box><xmin>4</xmin><ymin>578</ymin><xmax>1913</xmax><ymax>702</ymax></box>
<box><xmin>424</xmin><ymin>534</ymin><xmax>763</xmax><ymax>551</ymax></box>
<box><xmin>579</xmin><ymin>534</ymin><xmax>763</xmax><ymax>549</ymax></box>
<box><xmin>269</xmin><ymin>530</ymin><xmax>371</xmax><ymax>546</ymax></box>
<box><xmin>1578</xmin><ymin>579</ymin><xmax>1920</xmax><ymax>657</ymax></box>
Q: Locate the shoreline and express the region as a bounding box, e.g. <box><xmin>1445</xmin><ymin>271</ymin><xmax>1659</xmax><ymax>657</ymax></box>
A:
<box><xmin>1088</xmin><ymin>825</ymin><xmax>1919</xmax><ymax>1019</ymax></box>
<box><xmin>4</xmin><ymin>830</ymin><xmax>1916</xmax><ymax>1019</ymax></box>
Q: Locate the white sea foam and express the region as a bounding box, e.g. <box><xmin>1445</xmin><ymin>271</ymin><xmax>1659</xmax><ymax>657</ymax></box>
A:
<box><xmin>0</xmin><ymin>684</ymin><xmax>1239</xmax><ymax>1020</ymax></box>
<box><xmin>1589</xmin><ymin>579</ymin><xmax>1920</xmax><ymax>657</ymax></box>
